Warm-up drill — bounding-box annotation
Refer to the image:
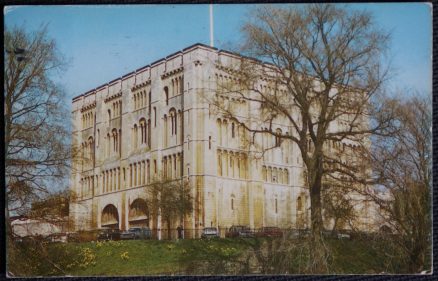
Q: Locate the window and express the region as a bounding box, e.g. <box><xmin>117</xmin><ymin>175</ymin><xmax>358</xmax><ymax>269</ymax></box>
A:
<box><xmin>133</xmin><ymin>124</ymin><xmax>138</xmax><ymax>148</ymax></box>
<box><xmin>108</xmin><ymin>109</ymin><xmax>111</xmax><ymax>121</ymax></box>
<box><xmin>275</xmin><ymin>128</ymin><xmax>282</xmax><ymax>147</ymax></box>
<box><xmin>164</xmin><ymin>86</ymin><xmax>169</xmax><ymax>105</ymax></box>
<box><xmin>139</xmin><ymin>118</ymin><xmax>147</xmax><ymax>144</ymax></box>
<box><xmin>148</xmin><ymin>91</ymin><xmax>152</xmax><ymax>111</ymax></box>
<box><xmin>275</xmin><ymin>199</ymin><xmax>278</xmax><ymax>214</ymax></box>
<box><xmin>231</xmin><ymin>198</ymin><xmax>234</xmax><ymax>210</ymax></box>
<box><xmin>209</xmin><ymin>136</ymin><xmax>212</xmax><ymax>149</ymax></box>
<box><xmin>112</xmin><ymin>129</ymin><xmax>118</xmax><ymax>153</ymax></box>
<box><xmin>231</xmin><ymin>122</ymin><xmax>235</xmax><ymax>138</ymax></box>
<box><xmin>154</xmin><ymin>107</ymin><xmax>157</xmax><ymax>127</ymax></box>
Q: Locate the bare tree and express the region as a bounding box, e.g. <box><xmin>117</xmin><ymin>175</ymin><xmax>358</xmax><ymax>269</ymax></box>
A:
<box><xmin>322</xmin><ymin>183</ymin><xmax>356</xmax><ymax>234</ymax></box>
<box><xmin>5</xmin><ymin>24</ymin><xmax>70</xmax><ymax>236</ymax></box>
<box><xmin>364</xmin><ymin>96</ymin><xmax>431</xmax><ymax>272</ymax></box>
<box><xmin>209</xmin><ymin>4</ymin><xmax>396</xmax><ymax>272</ymax></box>
<box><xmin>146</xmin><ymin>178</ymin><xmax>193</xmax><ymax>239</ymax></box>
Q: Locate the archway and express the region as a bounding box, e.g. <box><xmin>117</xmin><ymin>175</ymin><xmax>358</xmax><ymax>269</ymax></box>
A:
<box><xmin>101</xmin><ymin>204</ymin><xmax>119</xmax><ymax>229</ymax></box>
<box><xmin>129</xmin><ymin>198</ymin><xmax>149</xmax><ymax>228</ymax></box>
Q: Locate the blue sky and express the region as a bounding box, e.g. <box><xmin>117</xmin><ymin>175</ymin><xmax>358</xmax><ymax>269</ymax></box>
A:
<box><xmin>4</xmin><ymin>4</ymin><xmax>432</xmax><ymax>102</ymax></box>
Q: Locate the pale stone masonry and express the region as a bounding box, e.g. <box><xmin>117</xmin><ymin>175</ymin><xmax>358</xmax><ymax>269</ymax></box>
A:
<box><xmin>69</xmin><ymin>43</ymin><xmax>376</xmax><ymax>238</ymax></box>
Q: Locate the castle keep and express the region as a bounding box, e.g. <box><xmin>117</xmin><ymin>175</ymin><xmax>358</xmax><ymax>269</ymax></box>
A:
<box><xmin>70</xmin><ymin>43</ymin><xmax>374</xmax><ymax>238</ymax></box>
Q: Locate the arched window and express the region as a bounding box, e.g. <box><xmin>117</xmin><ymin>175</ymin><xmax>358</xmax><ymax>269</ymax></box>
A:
<box><xmin>153</xmin><ymin>107</ymin><xmax>157</xmax><ymax>127</ymax></box>
<box><xmin>284</xmin><ymin>169</ymin><xmax>289</xmax><ymax>185</ymax></box>
<box><xmin>112</xmin><ymin>129</ymin><xmax>118</xmax><ymax>153</ymax></box>
<box><xmin>133</xmin><ymin>124</ymin><xmax>138</xmax><ymax>148</ymax></box>
<box><xmin>231</xmin><ymin>197</ymin><xmax>234</xmax><ymax>210</ymax></box>
<box><xmin>297</xmin><ymin>196</ymin><xmax>302</xmax><ymax>211</ymax></box>
<box><xmin>88</xmin><ymin>136</ymin><xmax>94</xmax><ymax>162</ymax></box>
<box><xmin>106</xmin><ymin>133</ymin><xmax>111</xmax><ymax>157</ymax></box>
<box><xmin>148</xmin><ymin>91</ymin><xmax>152</xmax><ymax>111</ymax></box>
<box><xmin>134</xmin><ymin>94</ymin><xmax>137</xmax><ymax>109</ymax></box>
<box><xmin>275</xmin><ymin>198</ymin><xmax>278</xmax><ymax>214</ymax></box>
<box><xmin>139</xmin><ymin>118</ymin><xmax>147</xmax><ymax>144</ymax></box>
<box><xmin>147</xmin><ymin>119</ymin><xmax>151</xmax><ymax>147</ymax></box>
<box><xmin>231</xmin><ymin>122</ymin><xmax>235</xmax><ymax>138</ymax></box>
<box><xmin>275</xmin><ymin>128</ymin><xmax>282</xmax><ymax>147</ymax></box>
<box><xmin>169</xmin><ymin>109</ymin><xmax>177</xmax><ymax>136</ymax></box>
<box><xmin>164</xmin><ymin>86</ymin><xmax>169</xmax><ymax>105</ymax></box>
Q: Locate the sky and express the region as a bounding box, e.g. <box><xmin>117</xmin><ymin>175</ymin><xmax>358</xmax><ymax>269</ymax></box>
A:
<box><xmin>4</xmin><ymin>3</ymin><xmax>432</xmax><ymax>103</ymax></box>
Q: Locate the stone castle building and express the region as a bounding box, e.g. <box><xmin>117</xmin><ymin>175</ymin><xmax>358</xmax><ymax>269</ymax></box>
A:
<box><xmin>70</xmin><ymin>43</ymin><xmax>375</xmax><ymax>238</ymax></box>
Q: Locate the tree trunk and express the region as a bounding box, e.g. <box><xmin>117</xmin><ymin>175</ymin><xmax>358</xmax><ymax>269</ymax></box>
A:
<box><xmin>308</xmin><ymin>156</ymin><xmax>329</xmax><ymax>273</ymax></box>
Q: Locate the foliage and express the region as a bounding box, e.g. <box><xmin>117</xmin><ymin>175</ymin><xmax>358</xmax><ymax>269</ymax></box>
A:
<box><xmin>146</xmin><ymin>179</ymin><xmax>193</xmax><ymax>239</ymax></box>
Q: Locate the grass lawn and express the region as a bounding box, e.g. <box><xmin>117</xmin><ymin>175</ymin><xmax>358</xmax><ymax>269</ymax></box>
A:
<box><xmin>63</xmin><ymin>238</ymin><xmax>250</xmax><ymax>276</ymax></box>
<box><xmin>9</xmin><ymin>236</ymin><xmax>423</xmax><ymax>276</ymax></box>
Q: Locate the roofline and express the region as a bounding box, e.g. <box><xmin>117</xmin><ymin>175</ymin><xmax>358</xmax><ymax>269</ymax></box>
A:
<box><xmin>72</xmin><ymin>43</ymin><xmax>228</xmax><ymax>101</ymax></box>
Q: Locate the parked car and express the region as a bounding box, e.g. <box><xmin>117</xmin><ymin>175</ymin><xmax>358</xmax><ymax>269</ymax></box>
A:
<box><xmin>67</xmin><ymin>232</ymin><xmax>80</xmax><ymax>242</ymax></box>
<box><xmin>255</xmin><ymin>226</ymin><xmax>283</xmax><ymax>238</ymax></box>
<box><xmin>201</xmin><ymin>227</ymin><xmax>220</xmax><ymax>239</ymax></box>
<box><xmin>120</xmin><ymin>227</ymin><xmax>152</xmax><ymax>240</ymax></box>
<box><xmin>97</xmin><ymin>228</ymin><xmax>121</xmax><ymax>241</ymax></box>
<box><xmin>46</xmin><ymin>233</ymin><xmax>68</xmax><ymax>243</ymax></box>
<box><xmin>225</xmin><ymin>225</ymin><xmax>254</xmax><ymax>238</ymax></box>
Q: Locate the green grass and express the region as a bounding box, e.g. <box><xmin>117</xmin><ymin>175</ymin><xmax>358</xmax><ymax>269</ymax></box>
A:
<box><xmin>63</xmin><ymin>238</ymin><xmax>252</xmax><ymax>276</ymax></box>
<box><xmin>8</xmin><ymin>237</ymin><xmax>428</xmax><ymax>276</ymax></box>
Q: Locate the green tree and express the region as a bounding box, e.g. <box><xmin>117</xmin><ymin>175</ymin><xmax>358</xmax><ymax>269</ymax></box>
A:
<box><xmin>147</xmin><ymin>179</ymin><xmax>193</xmax><ymax>239</ymax></box>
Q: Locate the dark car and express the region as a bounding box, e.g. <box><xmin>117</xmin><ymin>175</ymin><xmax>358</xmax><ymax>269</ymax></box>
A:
<box><xmin>255</xmin><ymin>226</ymin><xmax>283</xmax><ymax>238</ymax></box>
<box><xmin>120</xmin><ymin>227</ymin><xmax>152</xmax><ymax>240</ymax></box>
<box><xmin>97</xmin><ymin>228</ymin><xmax>121</xmax><ymax>241</ymax></box>
<box><xmin>67</xmin><ymin>232</ymin><xmax>80</xmax><ymax>243</ymax></box>
<box><xmin>225</xmin><ymin>225</ymin><xmax>254</xmax><ymax>238</ymax></box>
<box><xmin>201</xmin><ymin>227</ymin><xmax>220</xmax><ymax>239</ymax></box>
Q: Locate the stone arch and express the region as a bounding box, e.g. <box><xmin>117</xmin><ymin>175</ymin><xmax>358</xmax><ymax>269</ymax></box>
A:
<box><xmin>129</xmin><ymin>198</ymin><xmax>149</xmax><ymax>228</ymax></box>
<box><xmin>101</xmin><ymin>204</ymin><xmax>119</xmax><ymax>229</ymax></box>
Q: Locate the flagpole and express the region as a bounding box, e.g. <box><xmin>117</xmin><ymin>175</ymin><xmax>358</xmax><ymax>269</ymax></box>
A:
<box><xmin>209</xmin><ymin>4</ymin><xmax>214</xmax><ymax>47</ymax></box>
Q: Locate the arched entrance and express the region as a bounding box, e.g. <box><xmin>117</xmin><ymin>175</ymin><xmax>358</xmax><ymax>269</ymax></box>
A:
<box><xmin>129</xmin><ymin>198</ymin><xmax>149</xmax><ymax>228</ymax></box>
<box><xmin>101</xmin><ymin>204</ymin><xmax>119</xmax><ymax>229</ymax></box>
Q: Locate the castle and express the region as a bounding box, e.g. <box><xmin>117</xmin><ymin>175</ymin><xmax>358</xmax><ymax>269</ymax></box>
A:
<box><xmin>69</xmin><ymin>43</ymin><xmax>376</xmax><ymax>238</ymax></box>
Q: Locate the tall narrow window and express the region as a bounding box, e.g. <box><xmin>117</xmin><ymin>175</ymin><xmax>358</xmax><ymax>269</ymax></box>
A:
<box><xmin>148</xmin><ymin>91</ymin><xmax>152</xmax><ymax>111</ymax></box>
<box><xmin>209</xmin><ymin>136</ymin><xmax>212</xmax><ymax>149</ymax></box>
<box><xmin>231</xmin><ymin>122</ymin><xmax>235</xmax><ymax>138</ymax></box>
<box><xmin>164</xmin><ymin>86</ymin><xmax>169</xmax><ymax>105</ymax></box>
<box><xmin>154</xmin><ymin>107</ymin><xmax>157</xmax><ymax>127</ymax></box>
<box><xmin>231</xmin><ymin>198</ymin><xmax>234</xmax><ymax>210</ymax></box>
<box><xmin>275</xmin><ymin>199</ymin><xmax>278</xmax><ymax>214</ymax></box>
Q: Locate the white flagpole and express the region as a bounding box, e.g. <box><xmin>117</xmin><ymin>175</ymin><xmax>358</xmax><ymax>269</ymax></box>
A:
<box><xmin>209</xmin><ymin>4</ymin><xmax>214</xmax><ymax>47</ymax></box>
